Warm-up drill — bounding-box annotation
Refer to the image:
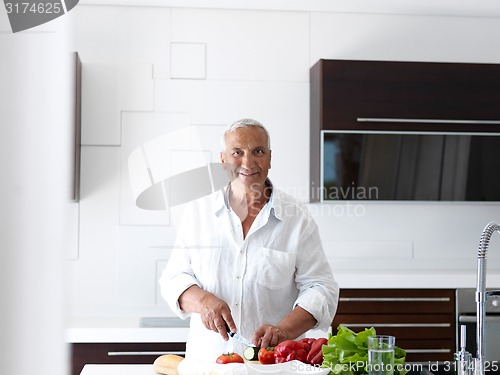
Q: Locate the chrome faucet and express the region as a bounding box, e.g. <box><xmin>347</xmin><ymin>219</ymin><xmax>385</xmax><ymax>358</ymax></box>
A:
<box><xmin>475</xmin><ymin>221</ymin><xmax>500</xmax><ymax>375</ymax></box>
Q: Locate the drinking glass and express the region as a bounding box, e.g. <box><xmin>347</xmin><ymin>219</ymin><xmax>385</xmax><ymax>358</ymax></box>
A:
<box><xmin>368</xmin><ymin>335</ymin><xmax>395</xmax><ymax>375</ymax></box>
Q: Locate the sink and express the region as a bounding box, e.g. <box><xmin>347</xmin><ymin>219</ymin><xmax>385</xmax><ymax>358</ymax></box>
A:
<box><xmin>140</xmin><ymin>317</ymin><xmax>190</xmax><ymax>328</ymax></box>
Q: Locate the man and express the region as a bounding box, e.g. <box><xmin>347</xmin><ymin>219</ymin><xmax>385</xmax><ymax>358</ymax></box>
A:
<box><xmin>160</xmin><ymin>118</ymin><xmax>338</xmax><ymax>361</ymax></box>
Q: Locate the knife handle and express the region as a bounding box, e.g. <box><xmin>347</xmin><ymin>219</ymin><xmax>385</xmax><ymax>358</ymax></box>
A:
<box><xmin>225</xmin><ymin>323</ymin><xmax>235</xmax><ymax>336</ymax></box>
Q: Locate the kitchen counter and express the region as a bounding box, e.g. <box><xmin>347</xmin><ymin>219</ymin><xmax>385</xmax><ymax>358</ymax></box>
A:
<box><xmin>66</xmin><ymin>316</ymin><xmax>328</xmax><ymax>343</ymax></box>
<box><xmin>66</xmin><ymin>317</ymin><xmax>190</xmax><ymax>343</ymax></box>
<box><xmin>77</xmin><ymin>362</ymin><xmax>457</xmax><ymax>375</ymax></box>
<box><xmin>334</xmin><ymin>271</ymin><xmax>500</xmax><ymax>289</ymax></box>
<box><xmin>80</xmin><ymin>364</ymin><xmax>155</xmax><ymax>375</ymax></box>
<box><xmin>79</xmin><ymin>361</ymin><xmax>332</xmax><ymax>375</ymax></box>
<box><xmin>66</xmin><ymin>273</ymin><xmax>500</xmax><ymax>345</ymax></box>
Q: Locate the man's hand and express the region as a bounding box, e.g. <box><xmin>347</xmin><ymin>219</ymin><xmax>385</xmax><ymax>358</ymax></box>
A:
<box><xmin>253</xmin><ymin>306</ymin><xmax>317</xmax><ymax>348</ymax></box>
<box><xmin>199</xmin><ymin>292</ymin><xmax>236</xmax><ymax>340</ymax></box>
<box><xmin>253</xmin><ymin>324</ymin><xmax>288</xmax><ymax>348</ymax></box>
<box><xmin>178</xmin><ymin>285</ymin><xmax>237</xmax><ymax>341</ymax></box>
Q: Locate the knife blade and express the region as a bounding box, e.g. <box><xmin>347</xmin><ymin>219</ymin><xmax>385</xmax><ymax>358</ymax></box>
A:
<box><xmin>226</xmin><ymin>326</ymin><xmax>255</xmax><ymax>347</ymax></box>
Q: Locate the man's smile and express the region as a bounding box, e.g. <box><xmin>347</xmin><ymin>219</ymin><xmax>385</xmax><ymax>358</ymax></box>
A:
<box><xmin>238</xmin><ymin>170</ymin><xmax>259</xmax><ymax>177</ymax></box>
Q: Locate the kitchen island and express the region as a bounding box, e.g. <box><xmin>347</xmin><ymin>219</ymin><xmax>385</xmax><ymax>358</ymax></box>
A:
<box><xmin>78</xmin><ymin>361</ymin><xmax>330</xmax><ymax>375</ymax></box>
<box><xmin>80</xmin><ymin>364</ymin><xmax>156</xmax><ymax>375</ymax></box>
<box><xmin>68</xmin><ymin>317</ymin><xmax>189</xmax><ymax>375</ymax></box>
<box><xmin>78</xmin><ymin>361</ymin><xmax>458</xmax><ymax>375</ymax></box>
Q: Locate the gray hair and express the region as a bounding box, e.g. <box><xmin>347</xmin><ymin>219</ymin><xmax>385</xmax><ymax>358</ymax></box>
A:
<box><xmin>220</xmin><ymin>118</ymin><xmax>271</xmax><ymax>151</ymax></box>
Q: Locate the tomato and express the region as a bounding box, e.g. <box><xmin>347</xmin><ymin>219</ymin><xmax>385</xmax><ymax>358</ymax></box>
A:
<box><xmin>216</xmin><ymin>352</ymin><xmax>244</xmax><ymax>364</ymax></box>
<box><xmin>306</xmin><ymin>337</ymin><xmax>328</xmax><ymax>365</ymax></box>
<box><xmin>258</xmin><ymin>347</ymin><xmax>275</xmax><ymax>364</ymax></box>
<box><xmin>274</xmin><ymin>340</ymin><xmax>308</xmax><ymax>364</ymax></box>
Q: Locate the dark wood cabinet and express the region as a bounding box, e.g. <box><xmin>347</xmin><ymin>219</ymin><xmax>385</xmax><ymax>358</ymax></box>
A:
<box><xmin>71</xmin><ymin>342</ymin><xmax>185</xmax><ymax>375</ymax></box>
<box><xmin>332</xmin><ymin>288</ymin><xmax>455</xmax><ymax>363</ymax></box>
<box><xmin>310</xmin><ymin>59</ymin><xmax>500</xmax><ymax>202</ymax></box>
<box><xmin>310</xmin><ymin>59</ymin><xmax>500</xmax><ymax>132</ymax></box>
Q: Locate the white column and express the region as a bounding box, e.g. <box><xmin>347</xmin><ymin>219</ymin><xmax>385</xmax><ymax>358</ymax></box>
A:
<box><xmin>0</xmin><ymin>11</ymin><xmax>74</xmax><ymax>375</ymax></box>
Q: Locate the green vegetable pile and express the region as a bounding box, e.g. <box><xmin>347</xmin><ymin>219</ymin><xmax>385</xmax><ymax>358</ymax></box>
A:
<box><xmin>321</xmin><ymin>325</ymin><xmax>407</xmax><ymax>375</ymax></box>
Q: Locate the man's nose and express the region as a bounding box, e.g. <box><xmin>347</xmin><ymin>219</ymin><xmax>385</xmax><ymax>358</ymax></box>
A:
<box><xmin>241</xmin><ymin>153</ymin><xmax>254</xmax><ymax>168</ymax></box>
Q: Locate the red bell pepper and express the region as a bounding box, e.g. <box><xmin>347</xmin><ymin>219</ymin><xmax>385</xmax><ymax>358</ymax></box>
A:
<box><xmin>306</xmin><ymin>337</ymin><xmax>328</xmax><ymax>365</ymax></box>
<box><xmin>274</xmin><ymin>340</ymin><xmax>308</xmax><ymax>364</ymax></box>
<box><xmin>297</xmin><ymin>337</ymin><xmax>316</xmax><ymax>353</ymax></box>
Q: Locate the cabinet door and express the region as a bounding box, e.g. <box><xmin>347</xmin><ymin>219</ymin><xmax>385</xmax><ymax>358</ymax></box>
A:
<box><xmin>311</xmin><ymin>59</ymin><xmax>500</xmax><ymax>132</ymax></box>
<box><xmin>71</xmin><ymin>342</ymin><xmax>185</xmax><ymax>375</ymax></box>
<box><xmin>331</xmin><ymin>289</ymin><xmax>455</xmax><ymax>362</ymax></box>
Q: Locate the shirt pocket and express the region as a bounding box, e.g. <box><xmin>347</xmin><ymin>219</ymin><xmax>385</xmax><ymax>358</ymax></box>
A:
<box><xmin>256</xmin><ymin>247</ymin><xmax>295</xmax><ymax>290</ymax></box>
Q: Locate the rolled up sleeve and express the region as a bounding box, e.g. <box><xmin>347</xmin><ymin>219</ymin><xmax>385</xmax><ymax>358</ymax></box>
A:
<box><xmin>295</xmin><ymin>283</ymin><xmax>338</xmax><ymax>331</ymax></box>
<box><xmin>159</xmin><ymin>244</ymin><xmax>200</xmax><ymax>319</ymax></box>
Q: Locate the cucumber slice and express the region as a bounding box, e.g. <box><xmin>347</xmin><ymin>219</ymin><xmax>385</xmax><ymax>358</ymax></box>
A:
<box><xmin>243</xmin><ymin>346</ymin><xmax>259</xmax><ymax>361</ymax></box>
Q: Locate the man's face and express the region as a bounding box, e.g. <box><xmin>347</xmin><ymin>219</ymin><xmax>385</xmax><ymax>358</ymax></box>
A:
<box><xmin>220</xmin><ymin>126</ymin><xmax>272</xmax><ymax>190</ymax></box>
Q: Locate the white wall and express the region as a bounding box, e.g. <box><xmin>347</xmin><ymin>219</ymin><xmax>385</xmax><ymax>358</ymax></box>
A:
<box><xmin>0</xmin><ymin>9</ymin><xmax>76</xmax><ymax>375</ymax></box>
<box><xmin>67</xmin><ymin>4</ymin><xmax>500</xmax><ymax>319</ymax></box>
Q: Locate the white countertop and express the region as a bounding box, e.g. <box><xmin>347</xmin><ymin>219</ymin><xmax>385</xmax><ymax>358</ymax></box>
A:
<box><xmin>79</xmin><ymin>361</ymin><xmax>330</xmax><ymax>375</ymax></box>
<box><xmin>65</xmin><ymin>316</ymin><xmax>328</xmax><ymax>343</ymax></box>
<box><xmin>66</xmin><ymin>317</ymin><xmax>190</xmax><ymax>343</ymax></box>
<box><xmin>335</xmin><ymin>270</ymin><xmax>500</xmax><ymax>289</ymax></box>
<box><xmin>80</xmin><ymin>364</ymin><xmax>155</xmax><ymax>375</ymax></box>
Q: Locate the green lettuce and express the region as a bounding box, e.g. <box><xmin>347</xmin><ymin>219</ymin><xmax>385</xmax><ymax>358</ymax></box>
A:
<box><xmin>321</xmin><ymin>325</ymin><xmax>407</xmax><ymax>375</ymax></box>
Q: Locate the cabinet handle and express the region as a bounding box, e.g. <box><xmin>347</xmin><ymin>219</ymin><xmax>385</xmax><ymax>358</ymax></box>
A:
<box><xmin>405</xmin><ymin>349</ymin><xmax>451</xmax><ymax>354</ymax></box>
<box><xmin>107</xmin><ymin>351</ymin><xmax>185</xmax><ymax>356</ymax></box>
<box><xmin>459</xmin><ymin>315</ymin><xmax>500</xmax><ymax>323</ymax></box>
<box><xmin>339</xmin><ymin>297</ymin><xmax>450</xmax><ymax>302</ymax></box>
<box><xmin>357</xmin><ymin>118</ymin><xmax>500</xmax><ymax>125</ymax></box>
<box><xmin>342</xmin><ymin>323</ymin><xmax>450</xmax><ymax>328</ymax></box>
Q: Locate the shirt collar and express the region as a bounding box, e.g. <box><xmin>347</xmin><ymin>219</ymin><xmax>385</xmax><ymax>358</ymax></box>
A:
<box><xmin>214</xmin><ymin>188</ymin><xmax>228</xmax><ymax>217</ymax></box>
<box><xmin>268</xmin><ymin>185</ymin><xmax>283</xmax><ymax>221</ymax></box>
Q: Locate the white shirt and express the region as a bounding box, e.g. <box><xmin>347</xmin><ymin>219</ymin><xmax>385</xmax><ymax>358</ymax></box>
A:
<box><xmin>160</xmin><ymin>184</ymin><xmax>339</xmax><ymax>361</ymax></box>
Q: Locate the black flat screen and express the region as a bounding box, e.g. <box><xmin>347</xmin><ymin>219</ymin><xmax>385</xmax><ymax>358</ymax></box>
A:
<box><xmin>322</xmin><ymin>132</ymin><xmax>500</xmax><ymax>201</ymax></box>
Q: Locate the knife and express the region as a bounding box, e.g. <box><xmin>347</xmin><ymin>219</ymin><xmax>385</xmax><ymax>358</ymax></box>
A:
<box><xmin>226</xmin><ymin>326</ymin><xmax>255</xmax><ymax>347</ymax></box>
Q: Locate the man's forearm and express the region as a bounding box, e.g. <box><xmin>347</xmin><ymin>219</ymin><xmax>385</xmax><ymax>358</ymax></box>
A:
<box><xmin>277</xmin><ymin>305</ymin><xmax>317</xmax><ymax>340</ymax></box>
<box><xmin>178</xmin><ymin>284</ymin><xmax>210</xmax><ymax>313</ymax></box>
<box><xmin>178</xmin><ymin>285</ymin><xmax>236</xmax><ymax>338</ymax></box>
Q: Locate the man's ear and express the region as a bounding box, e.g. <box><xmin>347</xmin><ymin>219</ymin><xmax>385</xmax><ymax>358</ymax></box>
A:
<box><xmin>220</xmin><ymin>152</ymin><xmax>226</xmax><ymax>169</ymax></box>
